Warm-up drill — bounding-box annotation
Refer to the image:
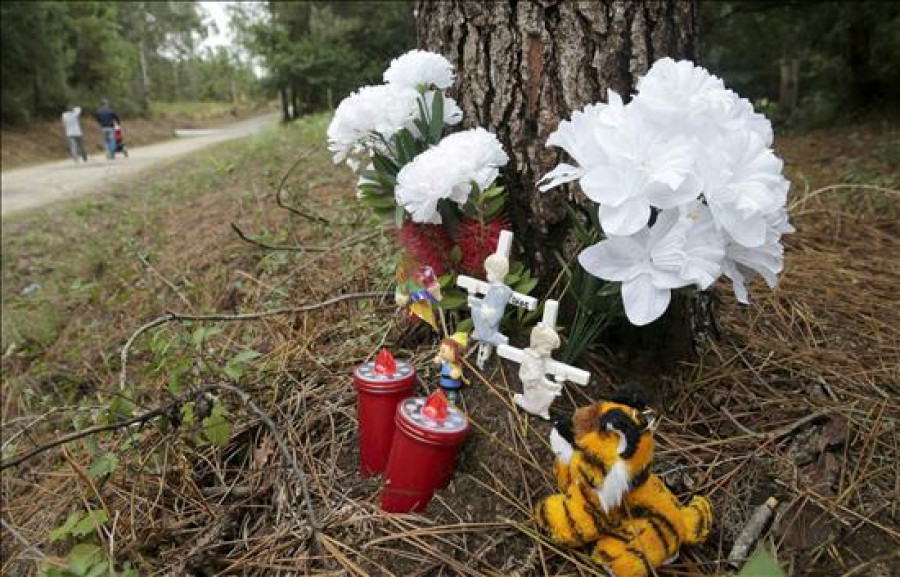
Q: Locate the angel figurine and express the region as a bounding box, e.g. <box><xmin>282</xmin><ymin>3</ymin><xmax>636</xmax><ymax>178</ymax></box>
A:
<box><xmin>457</xmin><ymin>230</ymin><xmax>537</xmax><ymax>368</ymax></box>
<box><xmin>498</xmin><ymin>301</ymin><xmax>590</xmax><ymax>420</ymax></box>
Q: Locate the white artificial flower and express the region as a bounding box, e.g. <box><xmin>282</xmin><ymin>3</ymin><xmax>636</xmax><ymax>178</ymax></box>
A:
<box><xmin>584</xmin><ymin>111</ymin><xmax>700</xmax><ymax>236</ymax></box>
<box><xmin>538</xmin><ymin>91</ymin><xmax>625</xmax><ymax>191</ymax></box>
<box><xmin>722</xmin><ymin>208</ymin><xmax>794</xmax><ymax>303</ymax></box>
<box><xmin>395</xmin><ymin>128</ymin><xmax>508</xmax><ymax>223</ymax></box>
<box><xmin>327</xmin><ymin>85</ymin><xmax>419</xmax><ymax>165</ymax></box>
<box><xmin>633</xmin><ymin>57</ymin><xmax>733</xmax><ymax>136</ymax></box>
<box><xmin>714</xmin><ymin>90</ymin><xmax>774</xmax><ymax>147</ymax></box>
<box><xmin>384</xmin><ymin>49</ymin><xmax>455</xmax><ymax>91</ymax></box>
<box><xmin>699</xmin><ymin>130</ymin><xmax>789</xmax><ymax>248</ymax></box>
<box><xmin>578</xmin><ymin>207</ymin><xmax>725</xmax><ymax>326</ymax></box>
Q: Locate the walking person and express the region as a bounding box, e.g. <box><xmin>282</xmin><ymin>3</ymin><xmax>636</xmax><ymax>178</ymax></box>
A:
<box><xmin>61</xmin><ymin>105</ymin><xmax>88</xmax><ymax>163</ymax></box>
<box><xmin>94</xmin><ymin>99</ymin><xmax>121</xmax><ymax>159</ymax></box>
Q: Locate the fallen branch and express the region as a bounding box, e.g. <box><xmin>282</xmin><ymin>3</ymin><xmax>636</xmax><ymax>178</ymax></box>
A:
<box><xmin>217</xmin><ymin>383</ymin><xmax>320</xmax><ymax>540</ymax></box>
<box><xmin>727</xmin><ymin>496</ymin><xmax>778</xmax><ymax>569</ymax></box>
<box><xmin>137</xmin><ymin>253</ymin><xmax>194</xmax><ymax>310</ymax></box>
<box><xmin>230</xmin><ymin>222</ymin><xmax>328</xmax><ymax>252</ymax></box>
<box><xmin>0</xmin><ymin>385</ymin><xmax>217</xmax><ymax>470</ymax></box>
<box><xmin>275</xmin><ymin>149</ymin><xmax>331</xmax><ymax>225</ymax></box>
<box><xmin>2</xmin><ymin>382</ymin><xmax>322</xmax><ymax>543</ymax></box>
<box><xmin>119</xmin><ymin>291</ymin><xmax>389</xmax><ymax>390</ymax></box>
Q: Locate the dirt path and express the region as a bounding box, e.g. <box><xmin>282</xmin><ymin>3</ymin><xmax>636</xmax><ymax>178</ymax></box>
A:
<box><xmin>1</xmin><ymin>113</ymin><xmax>279</xmax><ymax>218</ymax></box>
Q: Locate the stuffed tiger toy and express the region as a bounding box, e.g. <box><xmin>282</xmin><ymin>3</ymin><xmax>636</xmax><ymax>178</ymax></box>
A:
<box><xmin>535</xmin><ymin>394</ymin><xmax>713</xmax><ymax>577</ymax></box>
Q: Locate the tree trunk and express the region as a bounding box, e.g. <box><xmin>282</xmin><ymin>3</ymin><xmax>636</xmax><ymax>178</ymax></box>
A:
<box><xmin>280</xmin><ymin>87</ymin><xmax>291</xmax><ymax>123</ymax></box>
<box><xmin>138</xmin><ymin>39</ymin><xmax>151</xmax><ymax>114</ymax></box>
<box><xmin>417</xmin><ymin>1</ymin><xmax>708</xmax><ymax>366</ymax></box>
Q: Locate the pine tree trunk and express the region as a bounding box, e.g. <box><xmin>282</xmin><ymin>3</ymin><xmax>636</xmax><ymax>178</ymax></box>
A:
<box><xmin>417</xmin><ymin>0</ymin><xmax>710</xmax><ymax>366</ymax></box>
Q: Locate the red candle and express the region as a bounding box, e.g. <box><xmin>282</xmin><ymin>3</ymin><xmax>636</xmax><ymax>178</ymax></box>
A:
<box><xmin>380</xmin><ymin>395</ymin><xmax>469</xmax><ymax>513</ymax></box>
<box><xmin>353</xmin><ymin>350</ymin><xmax>416</xmax><ymax>476</ymax></box>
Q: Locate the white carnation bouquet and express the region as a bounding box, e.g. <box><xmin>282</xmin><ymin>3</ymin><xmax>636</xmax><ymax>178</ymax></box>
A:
<box><xmin>541</xmin><ymin>58</ymin><xmax>794</xmax><ymax>327</ymax></box>
<box><xmin>328</xmin><ymin>50</ymin><xmax>532</xmax><ymax>304</ymax></box>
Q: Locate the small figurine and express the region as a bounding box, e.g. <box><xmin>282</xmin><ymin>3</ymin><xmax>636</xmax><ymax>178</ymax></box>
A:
<box><xmin>433</xmin><ymin>332</ymin><xmax>469</xmax><ymax>403</ymax></box>
<box><xmin>395</xmin><ymin>257</ymin><xmax>442</xmax><ymax>331</ymax></box>
<box><xmin>536</xmin><ymin>395</ymin><xmax>713</xmax><ymax>577</ymax></box>
<box><xmin>457</xmin><ymin>230</ymin><xmax>537</xmax><ymax>368</ymax></box>
<box><xmin>497</xmin><ymin>301</ymin><xmax>590</xmax><ymax>419</ymax></box>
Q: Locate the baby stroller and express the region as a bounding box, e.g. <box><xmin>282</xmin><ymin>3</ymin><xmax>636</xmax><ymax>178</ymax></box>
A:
<box><xmin>113</xmin><ymin>123</ymin><xmax>128</xmax><ymax>158</ymax></box>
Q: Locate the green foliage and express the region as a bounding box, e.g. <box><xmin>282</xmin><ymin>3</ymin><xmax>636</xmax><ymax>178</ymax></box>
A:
<box><xmin>202</xmin><ymin>400</ymin><xmax>232</xmax><ymax>446</ymax></box>
<box><xmin>1</xmin><ymin>1</ymin><xmax>257</xmax><ymax>124</ymax></box>
<box><xmin>87</xmin><ymin>453</ymin><xmax>119</xmax><ymax>481</ymax></box>
<box><xmin>557</xmin><ymin>203</ymin><xmax>625</xmax><ymax>364</ymax></box>
<box><xmin>357</xmin><ymin>91</ymin><xmax>446</xmax><ymax>216</ymax></box>
<box><xmin>702</xmin><ymin>2</ymin><xmax>900</xmax><ymax>124</ymax></box>
<box><xmin>232</xmin><ymin>1</ymin><xmax>416</xmax><ymax>113</ymax></box>
<box><xmin>49</xmin><ymin>510</ymin><xmax>108</xmax><ymax>541</ymax></box>
<box><xmin>738</xmin><ymin>546</ymin><xmax>787</xmax><ymax>577</ymax></box>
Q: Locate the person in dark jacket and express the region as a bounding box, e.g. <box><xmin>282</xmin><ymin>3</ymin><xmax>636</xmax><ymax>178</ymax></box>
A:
<box><xmin>94</xmin><ymin>100</ymin><xmax>121</xmax><ymax>159</ymax></box>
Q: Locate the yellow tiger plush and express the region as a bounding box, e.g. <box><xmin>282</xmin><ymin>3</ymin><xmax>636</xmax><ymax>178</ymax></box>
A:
<box><xmin>535</xmin><ymin>396</ymin><xmax>713</xmax><ymax>577</ymax></box>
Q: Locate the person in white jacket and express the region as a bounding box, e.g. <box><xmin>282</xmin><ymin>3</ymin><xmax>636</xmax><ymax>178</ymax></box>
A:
<box><xmin>61</xmin><ymin>106</ymin><xmax>88</xmax><ymax>163</ymax></box>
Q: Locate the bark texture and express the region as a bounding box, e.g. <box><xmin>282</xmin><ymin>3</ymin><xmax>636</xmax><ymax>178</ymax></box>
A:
<box><xmin>417</xmin><ymin>0</ymin><xmax>699</xmax><ymax>274</ymax></box>
<box><xmin>417</xmin><ymin>1</ymin><xmax>708</xmax><ymax>366</ymax></box>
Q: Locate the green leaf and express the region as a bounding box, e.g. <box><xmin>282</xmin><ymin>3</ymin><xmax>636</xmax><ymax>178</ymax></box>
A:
<box><xmin>50</xmin><ymin>512</ymin><xmax>83</xmax><ymax>542</ymax></box>
<box><xmin>66</xmin><ymin>543</ymin><xmax>104</xmax><ymax>576</ymax></box>
<box><xmin>438</xmin><ymin>273</ymin><xmax>456</xmax><ymax>288</ymax></box>
<box><xmin>513</xmin><ymin>277</ymin><xmax>538</xmax><ymax>296</ymax></box>
<box><xmin>359</xmin><ymin>193</ymin><xmax>396</xmax><ymax>210</ymax></box>
<box><xmin>202</xmin><ymin>402</ymin><xmax>232</xmax><ymax>446</ymax></box>
<box><xmin>88</xmin><ymin>453</ymin><xmax>119</xmax><ymax>480</ymax></box>
<box><xmin>428</xmin><ymin>90</ymin><xmax>445</xmax><ymax>142</ymax></box>
<box><xmin>231</xmin><ymin>350</ymin><xmax>261</xmax><ymax>365</ymax></box>
<box><xmin>483</xmin><ymin>196</ymin><xmax>507</xmax><ymax>220</ymax></box>
<box><xmin>181</xmin><ymin>401</ymin><xmax>196</xmax><ymax>426</ymax></box>
<box><xmin>84</xmin><ymin>560</ymin><xmax>109</xmax><ymax>577</ymax></box>
<box><xmin>450</xmin><ymin>245</ymin><xmax>462</xmax><ymax>264</ymax></box>
<box><xmin>192</xmin><ymin>325</ymin><xmax>222</xmax><ymax>349</ymax></box>
<box><xmin>440</xmin><ymin>288</ymin><xmax>468</xmax><ymax>310</ymax></box>
<box><xmin>481</xmin><ymin>184</ymin><xmax>506</xmax><ymax>199</ymax></box>
<box><xmin>738</xmin><ymin>546</ymin><xmax>787</xmax><ymax>577</ymax></box>
<box><xmin>72</xmin><ymin>510</ymin><xmax>108</xmax><ymax>537</ymax></box>
<box><xmin>456</xmin><ymin>318</ymin><xmax>474</xmax><ymax>333</ymax></box>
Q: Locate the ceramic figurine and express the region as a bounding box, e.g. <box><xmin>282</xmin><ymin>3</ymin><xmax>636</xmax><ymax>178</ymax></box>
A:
<box><xmin>433</xmin><ymin>332</ymin><xmax>469</xmax><ymax>403</ymax></box>
<box><xmin>497</xmin><ymin>301</ymin><xmax>590</xmax><ymax>419</ymax></box>
<box><xmin>457</xmin><ymin>230</ymin><xmax>537</xmax><ymax>368</ymax></box>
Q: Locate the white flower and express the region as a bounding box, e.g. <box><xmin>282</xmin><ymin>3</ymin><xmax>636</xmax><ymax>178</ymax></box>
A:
<box><xmin>327</xmin><ymin>85</ymin><xmax>418</xmax><ymax>165</ymax></box>
<box><xmin>722</xmin><ymin>208</ymin><xmax>794</xmax><ymax>303</ymax></box>
<box><xmin>395</xmin><ymin>128</ymin><xmax>509</xmax><ymax>223</ymax></box>
<box><xmin>699</xmin><ymin>130</ymin><xmax>789</xmax><ymax>248</ymax></box>
<box><xmin>538</xmin><ymin>91</ymin><xmax>625</xmax><ymax>191</ymax></box>
<box><xmin>384</xmin><ymin>49</ymin><xmax>455</xmax><ymax>91</ymax></box>
<box><xmin>584</xmin><ymin>111</ymin><xmax>700</xmax><ymax>236</ymax></box>
<box><xmin>633</xmin><ymin>57</ymin><xmax>733</xmax><ymax>136</ymax></box>
<box><xmin>578</xmin><ymin>209</ymin><xmax>722</xmax><ymax>326</ymax></box>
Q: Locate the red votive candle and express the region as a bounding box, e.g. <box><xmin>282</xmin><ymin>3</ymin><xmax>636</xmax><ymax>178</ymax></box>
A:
<box><xmin>380</xmin><ymin>396</ymin><xmax>469</xmax><ymax>513</ymax></box>
<box><xmin>353</xmin><ymin>351</ymin><xmax>416</xmax><ymax>477</ymax></box>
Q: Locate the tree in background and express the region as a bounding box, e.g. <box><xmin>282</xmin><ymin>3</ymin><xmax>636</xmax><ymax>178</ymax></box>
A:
<box><xmin>233</xmin><ymin>1</ymin><xmax>416</xmax><ymax>122</ymax></box>
<box><xmin>0</xmin><ymin>1</ymin><xmax>258</xmax><ymax>124</ymax></box>
<box><xmin>701</xmin><ymin>1</ymin><xmax>900</xmax><ymax>125</ymax></box>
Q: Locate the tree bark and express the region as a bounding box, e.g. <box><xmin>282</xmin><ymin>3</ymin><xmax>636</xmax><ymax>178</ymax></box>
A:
<box><xmin>417</xmin><ymin>1</ymin><xmax>707</xmax><ymax>366</ymax></box>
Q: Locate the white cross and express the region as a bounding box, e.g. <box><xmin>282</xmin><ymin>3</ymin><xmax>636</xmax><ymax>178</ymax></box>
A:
<box><xmin>497</xmin><ymin>300</ymin><xmax>590</xmax><ymax>419</ymax></box>
<box><xmin>457</xmin><ymin>230</ymin><xmax>537</xmax><ymax>368</ymax></box>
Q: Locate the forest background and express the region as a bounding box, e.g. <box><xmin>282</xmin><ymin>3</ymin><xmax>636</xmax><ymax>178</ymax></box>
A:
<box><xmin>3</xmin><ymin>1</ymin><xmax>898</xmax><ymax>128</ymax></box>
